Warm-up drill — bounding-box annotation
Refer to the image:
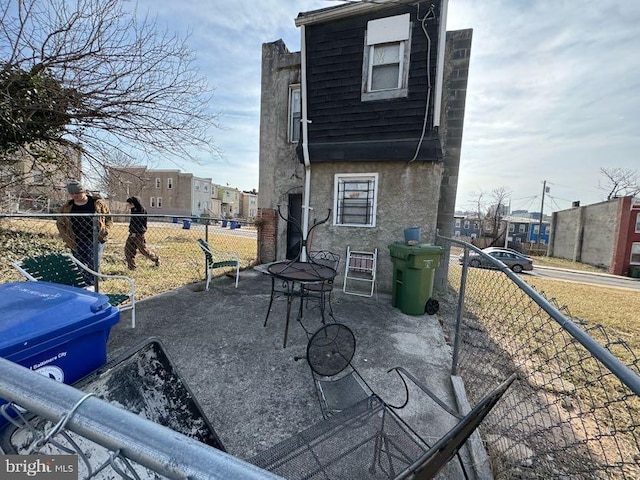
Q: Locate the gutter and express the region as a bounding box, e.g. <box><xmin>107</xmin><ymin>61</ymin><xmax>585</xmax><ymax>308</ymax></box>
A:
<box><xmin>432</xmin><ymin>0</ymin><xmax>449</xmax><ymax>128</ymax></box>
<box><xmin>300</xmin><ymin>24</ymin><xmax>311</xmax><ymax>262</ymax></box>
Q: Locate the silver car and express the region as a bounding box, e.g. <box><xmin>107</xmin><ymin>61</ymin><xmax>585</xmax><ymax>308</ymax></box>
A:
<box><xmin>459</xmin><ymin>248</ymin><xmax>534</xmax><ymax>273</ymax></box>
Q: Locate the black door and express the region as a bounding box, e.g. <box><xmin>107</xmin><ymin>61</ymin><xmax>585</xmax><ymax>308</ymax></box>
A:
<box><xmin>286</xmin><ymin>193</ymin><xmax>303</xmax><ymax>260</ymax></box>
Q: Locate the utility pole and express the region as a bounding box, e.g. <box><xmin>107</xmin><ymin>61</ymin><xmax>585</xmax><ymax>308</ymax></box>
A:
<box><xmin>537</xmin><ymin>180</ymin><xmax>548</xmax><ymax>250</ymax></box>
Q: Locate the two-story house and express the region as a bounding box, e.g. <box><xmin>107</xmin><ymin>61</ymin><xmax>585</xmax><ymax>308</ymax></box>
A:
<box><xmin>216</xmin><ymin>185</ymin><xmax>241</xmax><ymax>219</ymax></box>
<box><xmin>108</xmin><ymin>167</ymin><xmax>213</xmax><ymax>218</ymax></box>
<box><xmin>240</xmin><ymin>190</ymin><xmax>259</xmax><ymax>221</ymax></box>
<box><xmin>258</xmin><ymin>0</ymin><xmax>472</xmax><ymax>293</ymax></box>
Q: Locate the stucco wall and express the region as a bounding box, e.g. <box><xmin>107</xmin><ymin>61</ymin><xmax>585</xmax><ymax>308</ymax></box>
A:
<box><xmin>306</xmin><ymin>161</ymin><xmax>443</xmax><ymax>293</ymax></box>
<box><xmin>550</xmin><ymin>199</ymin><xmax>619</xmax><ymax>268</ymax></box>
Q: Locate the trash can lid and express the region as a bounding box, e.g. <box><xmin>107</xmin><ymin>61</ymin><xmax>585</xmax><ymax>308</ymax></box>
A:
<box><xmin>0</xmin><ymin>282</ymin><xmax>117</xmax><ymax>357</ymax></box>
<box><xmin>388</xmin><ymin>242</ymin><xmax>444</xmax><ymax>259</ymax></box>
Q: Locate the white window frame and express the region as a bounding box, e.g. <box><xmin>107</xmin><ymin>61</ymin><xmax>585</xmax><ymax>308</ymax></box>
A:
<box><xmin>464</xmin><ymin>220</ymin><xmax>470</xmax><ymax>229</ymax></box>
<box><xmin>155</xmin><ymin>178</ymin><xmax>161</xmax><ymax>189</ymax></box>
<box><xmin>361</xmin><ymin>14</ymin><xmax>411</xmax><ymax>102</ymax></box>
<box><xmin>150</xmin><ymin>197</ymin><xmax>155</xmax><ymax>207</ymax></box>
<box><xmin>455</xmin><ymin>219</ymin><xmax>461</xmax><ymax>227</ymax></box>
<box><xmin>157</xmin><ymin>197</ymin><xmax>162</xmax><ymax>208</ymax></box>
<box><xmin>167</xmin><ymin>178</ymin><xmax>173</xmax><ymax>189</ymax></box>
<box><xmin>508</xmin><ymin>224</ymin><xmax>515</xmax><ymax>232</ymax></box>
<box><xmin>631</xmin><ymin>242</ymin><xmax>640</xmax><ymax>265</ymax></box>
<box><xmin>333</xmin><ymin>173</ymin><xmax>378</xmax><ymax>227</ymax></box>
<box><xmin>288</xmin><ymin>85</ymin><xmax>301</xmax><ymax>143</ymax></box>
<box><xmin>635</xmin><ymin>213</ymin><xmax>640</xmax><ymax>233</ymax></box>
<box><xmin>519</xmin><ymin>224</ymin><xmax>526</xmax><ymax>233</ymax></box>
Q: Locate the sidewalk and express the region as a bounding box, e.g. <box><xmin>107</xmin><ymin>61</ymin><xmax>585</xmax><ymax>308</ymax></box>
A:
<box><xmin>105</xmin><ymin>268</ymin><xmax>462</xmax><ymax>473</ymax></box>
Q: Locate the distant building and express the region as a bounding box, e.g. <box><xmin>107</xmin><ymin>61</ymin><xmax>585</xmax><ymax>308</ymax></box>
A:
<box><xmin>107</xmin><ymin>167</ymin><xmax>213</xmax><ymax>218</ymax></box>
<box><xmin>240</xmin><ymin>190</ymin><xmax>258</xmax><ymax>220</ymax></box>
<box><xmin>215</xmin><ymin>185</ymin><xmax>241</xmax><ymax>218</ymax></box>
<box><xmin>549</xmin><ymin>196</ymin><xmax>640</xmax><ymax>276</ymax></box>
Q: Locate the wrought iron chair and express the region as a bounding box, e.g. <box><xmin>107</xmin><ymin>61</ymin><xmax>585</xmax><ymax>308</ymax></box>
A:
<box><xmin>251</xmin><ymin>323</ymin><xmax>515</xmax><ymax>479</ymax></box>
<box><xmin>12</xmin><ymin>253</ymin><xmax>136</xmax><ymax>328</ymax></box>
<box><xmin>298</xmin><ymin>250</ymin><xmax>340</xmax><ymax>321</ymax></box>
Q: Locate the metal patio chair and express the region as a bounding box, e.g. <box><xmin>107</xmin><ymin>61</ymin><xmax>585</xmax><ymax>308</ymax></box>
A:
<box><xmin>298</xmin><ymin>250</ymin><xmax>340</xmax><ymax>321</ymax></box>
<box><xmin>252</xmin><ymin>324</ymin><xmax>516</xmax><ymax>479</ymax></box>
<box><xmin>12</xmin><ymin>252</ymin><xmax>136</xmax><ymax>328</ymax></box>
<box><xmin>197</xmin><ymin>239</ymin><xmax>240</xmax><ymax>290</ymax></box>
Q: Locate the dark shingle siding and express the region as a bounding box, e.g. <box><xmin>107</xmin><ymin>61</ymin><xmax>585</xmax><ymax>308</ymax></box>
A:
<box><xmin>304</xmin><ymin>1</ymin><xmax>442</xmax><ymax>161</ymax></box>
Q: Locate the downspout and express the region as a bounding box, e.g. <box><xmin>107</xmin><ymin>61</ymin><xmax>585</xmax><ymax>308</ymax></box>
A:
<box><xmin>300</xmin><ymin>24</ymin><xmax>311</xmax><ymax>261</ymax></box>
<box><xmin>432</xmin><ymin>0</ymin><xmax>449</xmax><ymax>128</ymax></box>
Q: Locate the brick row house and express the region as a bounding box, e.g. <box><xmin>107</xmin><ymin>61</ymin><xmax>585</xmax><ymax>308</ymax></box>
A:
<box><xmin>258</xmin><ymin>0</ymin><xmax>472</xmax><ymax>293</ymax></box>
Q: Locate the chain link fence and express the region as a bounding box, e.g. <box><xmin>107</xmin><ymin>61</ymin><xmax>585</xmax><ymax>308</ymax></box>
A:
<box><xmin>437</xmin><ymin>235</ymin><xmax>640</xmax><ymax>479</ymax></box>
<box><xmin>0</xmin><ymin>213</ymin><xmax>258</xmax><ymax>299</ymax></box>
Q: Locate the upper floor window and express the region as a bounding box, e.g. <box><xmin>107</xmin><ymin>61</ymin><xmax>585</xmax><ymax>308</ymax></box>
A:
<box><xmin>635</xmin><ymin>213</ymin><xmax>640</xmax><ymax>233</ymax></box>
<box><xmin>288</xmin><ymin>85</ymin><xmax>301</xmax><ymax>143</ymax></box>
<box><xmin>334</xmin><ymin>173</ymin><xmax>378</xmax><ymax>227</ymax></box>
<box><xmin>508</xmin><ymin>224</ymin><xmax>515</xmax><ymax>232</ymax></box>
<box><xmin>157</xmin><ymin>197</ymin><xmax>162</xmax><ymax>208</ymax></box>
<box><xmin>464</xmin><ymin>221</ymin><xmax>470</xmax><ymax>229</ymax></box>
<box><xmin>167</xmin><ymin>178</ymin><xmax>173</xmax><ymax>189</ymax></box>
<box><xmin>155</xmin><ymin>178</ymin><xmax>161</xmax><ymax>189</ymax></box>
<box><xmin>455</xmin><ymin>219</ymin><xmax>461</xmax><ymax>227</ymax></box>
<box><xmin>195</xmin><ymin>182</ymin><xmax>200</xmax><ymax>191</ymax></box>
<box><xmin>519</xmin><ymin>224</ymin><xmax>526</xmax><ymax>233</ymax></box>
<box><xmin>204</xmin><ymin>184</ymin><xmax>208</xmax><ymax>192</ymax></box>
<box><xmin>533</xmin><ymin>225</ymin><xmax>540</xmax><ymax>233</ymax></box>
<box><xmin>362</xmin><ymin>14</ymin><xmax>411</xmax><ymax>102</ymax></box>
<box><xmin>150</xmin><ymin>197</ymin><xmax>155</xmax><ymax>207</ymax></box>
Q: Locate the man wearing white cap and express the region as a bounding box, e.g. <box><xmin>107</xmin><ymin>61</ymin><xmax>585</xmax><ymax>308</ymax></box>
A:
<box><xmin>56</xmin><ymin>180</ymin><xmax>112</xmax><ymax>282</ymax></box>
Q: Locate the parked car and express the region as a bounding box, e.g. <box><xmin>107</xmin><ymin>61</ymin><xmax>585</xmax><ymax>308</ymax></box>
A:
<box><xmin>483</xmin><ymin>247</ymin><xmax>532</xmax><ymax>259</ymax></box>
<box><xmin>458</xmin><ymin>248</ymin><xmax>534</xmax><ymax>273</ymax></box>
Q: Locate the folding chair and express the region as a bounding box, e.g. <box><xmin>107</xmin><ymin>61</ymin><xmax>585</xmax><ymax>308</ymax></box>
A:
<box><xmin>197</xmin><ymin>239</ymin><xmax>240</xmax><ymax>290</ymax></box>
<box><xmin>12</xmin><ymin>253</ymin><xmax>136</xmax><ymax>328</ymax></box>
<box><xmin>343</xmin><ymin>246</ymin><xmax>377</xmax><ymax>297</ymax></box>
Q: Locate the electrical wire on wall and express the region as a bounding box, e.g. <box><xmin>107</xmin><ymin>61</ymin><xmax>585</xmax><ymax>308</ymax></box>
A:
<box><xmin>409</xmin><ymin>2</ymin><xmax>436</xmax><ymax>162</ymax></box>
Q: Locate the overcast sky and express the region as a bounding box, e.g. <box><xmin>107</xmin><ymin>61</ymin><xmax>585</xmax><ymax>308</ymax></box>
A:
<box><xmin>138</xmin><ymin>0</ymin><xmax>640</xmax><ymax>214</ymax></box>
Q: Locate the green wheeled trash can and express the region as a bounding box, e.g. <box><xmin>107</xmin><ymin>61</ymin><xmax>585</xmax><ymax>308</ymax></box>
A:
<box><xmin>388</xmin><ymin>242</ymin><xmax>444</xmax><ymax>315</ymax></box>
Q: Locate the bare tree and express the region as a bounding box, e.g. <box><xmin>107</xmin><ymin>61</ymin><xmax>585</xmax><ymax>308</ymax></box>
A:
<box><xmin>598</xmin><ymin>168</ymin><xmax>640</xmax><ymax>200</ymax></box>
<box><xmin>0</xmin><ymin>0</ymin><xmax>218</xmax><ymax>194</ymax></box>
<box><xmin>468</xmin><ymin>187</ymin><xmax>511</xmax><ymax>245</ymax></box>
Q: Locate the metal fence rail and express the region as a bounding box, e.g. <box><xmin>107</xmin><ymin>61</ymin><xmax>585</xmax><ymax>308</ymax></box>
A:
<box><xmin>437</xmin><ymin>235</ymin><xmax>640</xmax><ymax>479</ymax></box>
<box><xmin>0</xmin><ymin>357</ymin><xmax>280</xmax><ymax>480</ymax></box>
<box><xmin>0</xmin><ymin>213</ymin><xmax>258</xmax><ymax>300</ymax></box>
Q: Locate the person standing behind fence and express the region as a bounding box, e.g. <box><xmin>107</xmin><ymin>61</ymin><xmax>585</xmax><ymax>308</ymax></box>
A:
<box><xmin>56</xmin><ymin>180</ymin><xmax>112</xmax><ymax>281</ymax></box>
<box><xmin>125</xmin><ymin>196</ymin><xmax>160</xmax><ymax>270</ymax></box>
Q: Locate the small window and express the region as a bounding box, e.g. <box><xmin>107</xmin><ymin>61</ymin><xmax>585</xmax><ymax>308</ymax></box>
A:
<box><xmin>455</xmin><ymin>219</ymin><xmax>461</xmax><ymax>227</ymax></box>
<box><xmin>508</xmin><ymin>224</ymin><xmax>515</xmax><ymax>232</ymax></box>
<box><xmin>464</xmin><ymin>221</ymin><xmax>470</xmax><ymax>229</ymax></box>
<box><xmin>167</xmin><ymin>178</ymin><xmax>173</xmax><ymax>189</ymax></box>
<box><xmin>150</xmin><ymin>197</ymin><xmax>155</xmax><ymax>207</ymax></box>
<box><xmin>635</xmin><ymin>214</ymin><xmax>640</xmax><ymax>233</ymax></box>
<box><xmin>334</xmin><ymin>173</ymin><xmax>378</xmax><ymax>227</ymax></box>
<box><xmin>204</xmin><ymin>185</ymin><xmax>208</xmax><ymax>192</ymax></box>
<box><xmin>533</xmin><ymin>225</ymin><xmax>540</xmax><ymax>233</ymax></box>
<box><xmin>454</xmin><ymin>230</ymin><xmax>460</xmax><ymax>237</ymax></box>
<box><xmin>362</xmin><ymin>14</ymin><xmax>411</xmax><ymax>101</ymax></box>
<box><xmin>630</xmin><ymin>243</ymin><xmax>640</xmax><ymax>265</ymax></box>
<box><xmin>155</xmin><ymin>178</ymin><xmax>160</xmax><ymax>189</ymax></box>
<box><xmin>157</xmin><ymin>197</ymin><xmax>162</xmax><ymax>208</ymax></box>
<box><xmin>288</xmin><ymin>85</ymin><xmax>301</xmax><ymax>143</ymax></box>
<box><xmin>195</xmin><ymin>182</ymin><xmax>200</xmax><ymax>191</ymax></box>
<box><xmin>519</xmin><ymin>224</ymin><xmax>526</xmax><ymax>233</ymax></box>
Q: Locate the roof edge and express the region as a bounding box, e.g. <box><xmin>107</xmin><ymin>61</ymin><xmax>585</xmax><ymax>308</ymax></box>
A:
<box><xmin>295</xmin><ymin>0</ymin><xmax>419</xmax><ymax>27</ymax></box>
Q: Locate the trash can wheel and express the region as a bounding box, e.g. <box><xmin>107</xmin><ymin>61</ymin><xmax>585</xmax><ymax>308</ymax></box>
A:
<box><xmin>425</xmin><ymin>298</ymin><xmax>439</xmax><ymax>315</ymax></box>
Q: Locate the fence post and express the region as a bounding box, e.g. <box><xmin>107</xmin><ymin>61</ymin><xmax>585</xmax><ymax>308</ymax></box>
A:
<box><xmin>92</xmin><ymin>216</ymin><xmax>100</xmax><ymax>292</ymax></box>
<box><xmin>451</xmin><ymin>247</ymin><xmax>468</xmax><ymax>376</ymax></box>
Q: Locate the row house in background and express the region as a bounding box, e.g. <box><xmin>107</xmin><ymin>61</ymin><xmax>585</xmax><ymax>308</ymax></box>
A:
<box><xmin>258</xmin><ymin>0</ymin><xmax>472</xmax><ymax>292</ymax></box>
<box><xmin>453</xmin><ymin>215</ymin><xmax>481</xmax><ymax>238</ymax></box>
<box><xmin>505</xmin><ymin>216</ymin><xmax>550</xmax><ymax>246</ymax></box>
<box><xmin>215</xmin><ymin>185</ymin><xmax>241</xmax><ymax>219</ymax></box>
<box><xmin>241</xmin><ymin>190</ymin><xmax>258</xmax><ymax>221</ymax></box>
<box><xmin>107</xmin><ymin>167</ymin><xmax>213</xmax><ymax>218</ymax></box>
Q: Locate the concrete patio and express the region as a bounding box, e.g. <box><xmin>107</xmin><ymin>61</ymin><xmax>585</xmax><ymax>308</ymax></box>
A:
<box><xmin>105</xmin><ymin>268</ymin><xmax>468</xmax><ymax>478</ymax></box>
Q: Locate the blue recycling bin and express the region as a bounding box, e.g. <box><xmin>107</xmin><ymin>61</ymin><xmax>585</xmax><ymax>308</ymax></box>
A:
<box><xmin>0</xmin><ymin>282</ymin><xmax>120</xmax><ymax>427</ymax></box>
<box><xmin>230</xmin><ymin>221</ymin><xmax>237</xmax><ymax>230</ymax></box>
<box><xmin>222</xmin><ymin>220</ymin><xmax>228</xmax><ymax>228</ymax></box>
<box><xmin>172</xmin><ymin>217</ymin><xmax>179</xmax><ymax>223</ymax></box>
<box><xmin>182</xmin><ymin>219</ymin><xmax>191</xmax><ymax>229</ymax></box>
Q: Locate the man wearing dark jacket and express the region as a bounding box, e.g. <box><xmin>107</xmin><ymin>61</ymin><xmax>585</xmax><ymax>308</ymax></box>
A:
<box><xmin>125</xmin><ymin>197</ymin><xmax>160</xmax><ymax>270</ymax></box>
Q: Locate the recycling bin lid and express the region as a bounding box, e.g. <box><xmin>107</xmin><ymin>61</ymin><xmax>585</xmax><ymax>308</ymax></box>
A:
<box><xmin>0</xmin><ymin>282</ymin><xmax>115</xmax><ymax>358</ymax></box>
<box><xmin>388</xmin><ymin>242</ymin><xmax>444</xmax><ymax>259</ymax></box>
